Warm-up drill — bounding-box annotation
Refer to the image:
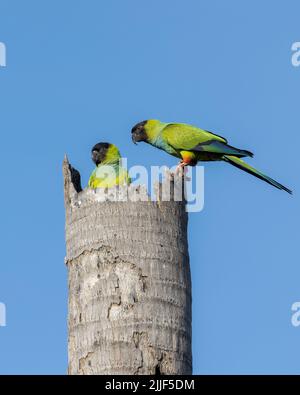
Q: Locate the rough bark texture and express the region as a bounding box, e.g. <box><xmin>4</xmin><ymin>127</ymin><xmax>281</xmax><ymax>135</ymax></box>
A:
<box><xmin>63</xmin><ymin>156</ymin><xmax>192</xmax><ymax>375</ymax></box>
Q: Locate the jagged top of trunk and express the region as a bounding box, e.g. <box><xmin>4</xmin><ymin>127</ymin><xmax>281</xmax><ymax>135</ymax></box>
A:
<box><xmin>63</xmin><ymin>155</ymin><xmax>186</xmax><ymax>210</ymax></box>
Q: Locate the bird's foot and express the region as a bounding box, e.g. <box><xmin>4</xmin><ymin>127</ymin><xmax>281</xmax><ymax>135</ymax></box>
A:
<box><xmin>175</xmin><ymin>161</ymin><xmax>191</xmax><ymax>180</ymax></box>
<box><xmin>175</xmin><ymin>161</ymin><xmax>185</xmax><ymax>174</ymax></box>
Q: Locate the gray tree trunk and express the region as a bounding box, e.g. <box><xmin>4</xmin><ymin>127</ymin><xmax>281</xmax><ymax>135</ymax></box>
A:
<box><xmin>63</xmin><ymin>157</ymin><xmax>192</xmax><ymax>375</ymax></box>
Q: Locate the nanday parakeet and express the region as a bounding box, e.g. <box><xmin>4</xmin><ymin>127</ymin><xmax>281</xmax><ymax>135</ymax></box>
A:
<box><xmin>88</xmin><ymin>142</ymin><xmax>131</xmax><ymax>188</ymax></box>
<box><xmin>131</xmin><ymin>119</ymin><xmax>292</xmax><ymax>194</ymax></box>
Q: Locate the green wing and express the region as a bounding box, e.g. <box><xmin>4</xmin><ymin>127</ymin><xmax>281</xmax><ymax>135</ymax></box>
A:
<box><xmin>161</xmin><ymin>123</ymin><xmax>227</xmax><ymax>150</ymax></box>
<box><xmin>161</xmin><ymin>123</ymin><xmax>252</xmax><ymax>158</ymax></box>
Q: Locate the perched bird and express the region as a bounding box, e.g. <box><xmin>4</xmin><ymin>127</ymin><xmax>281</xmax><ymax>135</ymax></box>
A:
<box><xmin>88</xmin><ymin>142</ymin><xmax>131</xmax><ymax>188</ymax></box>
<box><xmin>131</xmin><ymin>119</ymin><xmax>292</xmax><ymax>194</ymax></box>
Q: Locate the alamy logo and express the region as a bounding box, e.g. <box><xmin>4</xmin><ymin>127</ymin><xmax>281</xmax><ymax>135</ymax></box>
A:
<box><xmin>291</xmin><ymin>302</ymin><xmax>300</xmax><ymax>327</ymax></box>
<box><xmin>89</xmin><ymin>160</ymin><xmax>205</xmax><ymax>213</ymax></box>
<box><xmin>0</xmin><ymin>302</ymin><xmax>6</xmax><ymax>327</ymax></box>
<box><xmin>291</xmin><ymin>42</ymin><xmax>300</xmax><ymax>67</ymax></box>
<box><xmin>0</xmin><ymin>42</ymin><xmax>6</xmax><ymax>67</ymax></box>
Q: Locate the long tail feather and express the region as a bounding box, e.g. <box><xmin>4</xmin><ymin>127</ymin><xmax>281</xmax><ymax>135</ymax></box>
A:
<box><xmin>223</xmin><ymin>155</ymin><xmax>292</xmax><ymax>194</ymax></box>
<box><xmin>194</xmin><ymin>140</ymin><xmax>253</xmax><ymax>158</ymax></box>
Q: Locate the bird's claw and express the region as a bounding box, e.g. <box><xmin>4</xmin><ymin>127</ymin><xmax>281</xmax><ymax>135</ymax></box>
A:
<box><xmin>175</xmin><ymin>161</ymin><xmax>185</xmax><ymax>174</ymax></box>
<box><xmin>175</xmin><ymin>161</ymin><xmax>191</xmax><ymax>181</ymax></box>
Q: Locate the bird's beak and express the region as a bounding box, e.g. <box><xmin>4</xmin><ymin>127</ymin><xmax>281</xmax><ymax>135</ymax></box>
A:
<box><xmin>92</xmin><ymin>150</ymin><xmax>101</xmax><ymax>164</ymax></box>
<box><xmin>131</xmin><ymin>133</ymin><xmax>137</xmax><ymax>145</ymax></box>
<box><xmin>92</xmin><ymin>150</ymin><xmax>97</xmax><ymax>160</ymax></box>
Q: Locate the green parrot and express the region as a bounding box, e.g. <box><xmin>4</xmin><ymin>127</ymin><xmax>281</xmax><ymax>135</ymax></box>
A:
<box><xmin>131</xmin><ymin>119</ymin><xmax>292</xmax><ymax>194</ymax></box>
<box><xmin>88</xmin><ymin>142</ymin><xmax>131</xmax><ymax>188</ymax></box>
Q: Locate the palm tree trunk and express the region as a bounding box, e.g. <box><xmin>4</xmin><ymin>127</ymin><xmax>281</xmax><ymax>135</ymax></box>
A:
<box><xmin>63</xmin><ymin>156</ymin><xmax>192</xmax><ymax>375</ymax></box>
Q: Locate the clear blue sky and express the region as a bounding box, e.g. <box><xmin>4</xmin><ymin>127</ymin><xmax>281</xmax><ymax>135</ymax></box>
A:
<box><xmin>0</xmin><ymin>0</ymin><xmax>299</xmax><ymax>374</ymax></box>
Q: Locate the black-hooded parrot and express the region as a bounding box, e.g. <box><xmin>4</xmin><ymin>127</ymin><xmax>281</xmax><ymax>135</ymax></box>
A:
<box><xmin>131</xmin><ymin>119</ymin><xmax>292</xmax><ymax>194</ymax></box>
<box><xmin>88</xmin><ymin>142</ymin><xmax>131</xmax><ymax>188</ymax></box>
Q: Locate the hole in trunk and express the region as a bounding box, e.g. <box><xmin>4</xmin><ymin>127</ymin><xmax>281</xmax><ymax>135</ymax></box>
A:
<box><xmin>155</xmin><ymin>365</ymin><xmax>161</xmax><ymax>375</ymax></box>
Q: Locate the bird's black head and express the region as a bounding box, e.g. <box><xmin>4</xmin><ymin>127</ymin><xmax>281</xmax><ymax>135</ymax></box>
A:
<box><xmin>131</xmin><ymin>120</ymin><xmax>148</xmax><ymax>144</ymax></box>
<box><xmin>91</xmin><ymin>142</ymin><xmax>110</xmax><ymax>165</ymax></box>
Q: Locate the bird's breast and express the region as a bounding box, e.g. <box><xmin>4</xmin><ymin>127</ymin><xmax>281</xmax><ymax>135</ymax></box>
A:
<box><xmin>151</xmin><ymin>136</ymin><xmax>179</xmax><ymax>157</ymax></box>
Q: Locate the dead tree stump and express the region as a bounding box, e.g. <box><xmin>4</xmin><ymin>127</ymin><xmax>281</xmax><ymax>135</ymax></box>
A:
<box><xmin>63</xmin><ymin>156</ymin><xmax>192</xmax><ymax>375</ymax></box>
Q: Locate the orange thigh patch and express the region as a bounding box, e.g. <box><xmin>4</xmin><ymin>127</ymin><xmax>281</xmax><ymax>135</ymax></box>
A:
<box><xmin>180</xmin><ymin>151</ymin><xmax>196</xmax><ymax>164</ymax></box>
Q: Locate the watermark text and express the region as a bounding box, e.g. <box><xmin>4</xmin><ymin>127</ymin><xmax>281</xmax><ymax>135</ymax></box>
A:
<box><xmin>89</xmin><ymin>160</ymin><xmax>205</xmax><ymax>213</ymax></box>
<box><xmin>291</xmin><ymin>302</ymin><xmax>300</xmax><ymax>327</ymax></box>
<box><xmin>0</xmin><ymin>42</ymin><xmax>6</xmax><ymax>67</ymax></box>
<box><xmin>0</xmin><ymin>302</ymin><xmax>6</xmax><ymax>327</ymax></box>
<box><xmin>291</xmin><ymin>42</ymin><xmax>300</xmax><ymax>67</ymax></box>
